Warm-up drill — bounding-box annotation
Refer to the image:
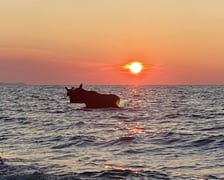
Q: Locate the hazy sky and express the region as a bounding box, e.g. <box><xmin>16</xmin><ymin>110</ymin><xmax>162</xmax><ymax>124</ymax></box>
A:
<box><xmin>1</xmin><ymin>0</ymin><xmax>224</xmax><ymax>85</ymax></box>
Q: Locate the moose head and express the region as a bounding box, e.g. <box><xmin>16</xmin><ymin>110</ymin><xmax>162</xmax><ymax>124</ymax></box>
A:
<box><xmin>65</xmin><ymin>84</ymin><xmax>85</xmax><ymax>103</ymax></box>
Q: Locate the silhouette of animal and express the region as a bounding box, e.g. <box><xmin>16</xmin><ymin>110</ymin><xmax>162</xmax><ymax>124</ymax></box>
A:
<box><xmin>65</xmin><ymin>84</ymin><xmax>120</xmax><ymax>108</ymax></box>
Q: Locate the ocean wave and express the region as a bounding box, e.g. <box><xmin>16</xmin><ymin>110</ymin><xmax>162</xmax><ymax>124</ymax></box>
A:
<box><xmin>0</xmin><ymin>160</ymin><xmax>171</xmax><ymax>180</ymax></box>
<box><xmin>51</xmin><ymin>135</ymin><xmax>97</xmax><ymax>149</ymax></box>
<box><xmin>0</xmin><ymin>170</ymin><xmax>171</xmax><ymax>180</ymax></box>
<box><xmin>0</xmin><ymin>156</ymin><xmax>171</xmax><ymax>179</ymax></box>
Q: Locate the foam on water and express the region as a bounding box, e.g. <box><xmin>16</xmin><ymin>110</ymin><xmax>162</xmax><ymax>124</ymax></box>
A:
<box><xmin>0</xmin><ymin>85</ymin><xmax>224</xmax><ymax>179</ymax></box>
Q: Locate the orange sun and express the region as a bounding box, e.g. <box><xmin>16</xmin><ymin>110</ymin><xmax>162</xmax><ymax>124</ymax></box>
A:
<box><xmin>124</xmin><ymin>61</ymin><xmax>143</xmax><ymax>74</ymax></box>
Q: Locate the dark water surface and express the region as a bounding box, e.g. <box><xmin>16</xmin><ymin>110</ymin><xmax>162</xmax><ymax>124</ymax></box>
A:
<box><xmin>0</xmin><ymin>85</ymin><xmax>224</xmax><ymax>179</ymax></box>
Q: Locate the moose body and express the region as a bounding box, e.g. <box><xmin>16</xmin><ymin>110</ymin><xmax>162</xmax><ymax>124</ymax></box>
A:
<box><xmin>66</xmin><ymin>84</ymin><xmax>120</xmax><ymax>108</ymax></box>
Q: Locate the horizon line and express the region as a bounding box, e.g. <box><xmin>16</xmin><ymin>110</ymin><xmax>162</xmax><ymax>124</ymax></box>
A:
<box><xmin>1</xmin><ymin>82</ymin><xmax>224</xmax><ymax>86</ymax></box>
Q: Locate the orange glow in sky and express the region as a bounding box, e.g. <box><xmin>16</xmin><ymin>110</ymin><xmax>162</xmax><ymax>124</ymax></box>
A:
<box><xmin>0</xmin><ymin>1</ymin><xmax>224</xmax><ymax>85</ymax></box>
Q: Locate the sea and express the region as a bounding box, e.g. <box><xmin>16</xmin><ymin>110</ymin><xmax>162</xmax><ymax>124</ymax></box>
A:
<box><xmin>0</xmin><ymin>84</ymin><xmax>224</xmax><ymax>180</ymax></box>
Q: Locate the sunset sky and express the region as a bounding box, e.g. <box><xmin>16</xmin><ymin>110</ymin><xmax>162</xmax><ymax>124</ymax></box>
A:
<box><xmin>1</xmin><ymin>0</ymin><xmax>224</xmax><ymax>85</ymax></box>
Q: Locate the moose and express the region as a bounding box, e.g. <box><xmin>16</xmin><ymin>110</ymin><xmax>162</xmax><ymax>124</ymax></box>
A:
<box><xmin>65</xmin><ymin>84</ymin><xmax>120</xmax><ymax>108</ymax></box>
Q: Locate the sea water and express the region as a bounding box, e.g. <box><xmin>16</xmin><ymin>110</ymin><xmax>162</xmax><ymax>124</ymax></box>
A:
<box><xmin>0</xmin><ymin>85</ymin><xmax>224</xmax><ymax>180</ymax></box>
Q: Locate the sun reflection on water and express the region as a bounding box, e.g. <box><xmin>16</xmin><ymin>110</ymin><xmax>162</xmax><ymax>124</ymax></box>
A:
<box><xmin>127</xmin><ymin>127</ymin><xmax>144</xmax><ymax>134</ymax></box>
<box><xmin>102</xmin><ymin>163</ymin><xmax>139</xmax><ymax>173</ymax></box>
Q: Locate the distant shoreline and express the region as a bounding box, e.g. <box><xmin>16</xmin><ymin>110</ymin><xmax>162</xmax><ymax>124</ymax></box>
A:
<box><xmin>0</xmin><ymin>82</ymin><xmax>27</xmax><ymax>86</ymax></box>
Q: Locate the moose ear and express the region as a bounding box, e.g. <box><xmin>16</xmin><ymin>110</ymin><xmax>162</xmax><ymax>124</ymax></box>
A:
<box><xmin>65</xmin><ymin>87</ymin><xmax>69</xmax><ymax>91</ymax></box>
<box><xmin>79</xmin><ymin>84</ymin><xmax>83</xmax><ymax>89</ymax></box>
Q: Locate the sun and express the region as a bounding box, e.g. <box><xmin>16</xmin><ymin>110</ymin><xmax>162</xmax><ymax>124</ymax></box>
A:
<box><xmin>129</xmin><ymin>62</ymin><xmax>143</xmax><ymax>74</ymax></box>
<box><xmin>124</xmin><ymin>61</ymin><xmax>143</xmax><ymax>74</ymax></box>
